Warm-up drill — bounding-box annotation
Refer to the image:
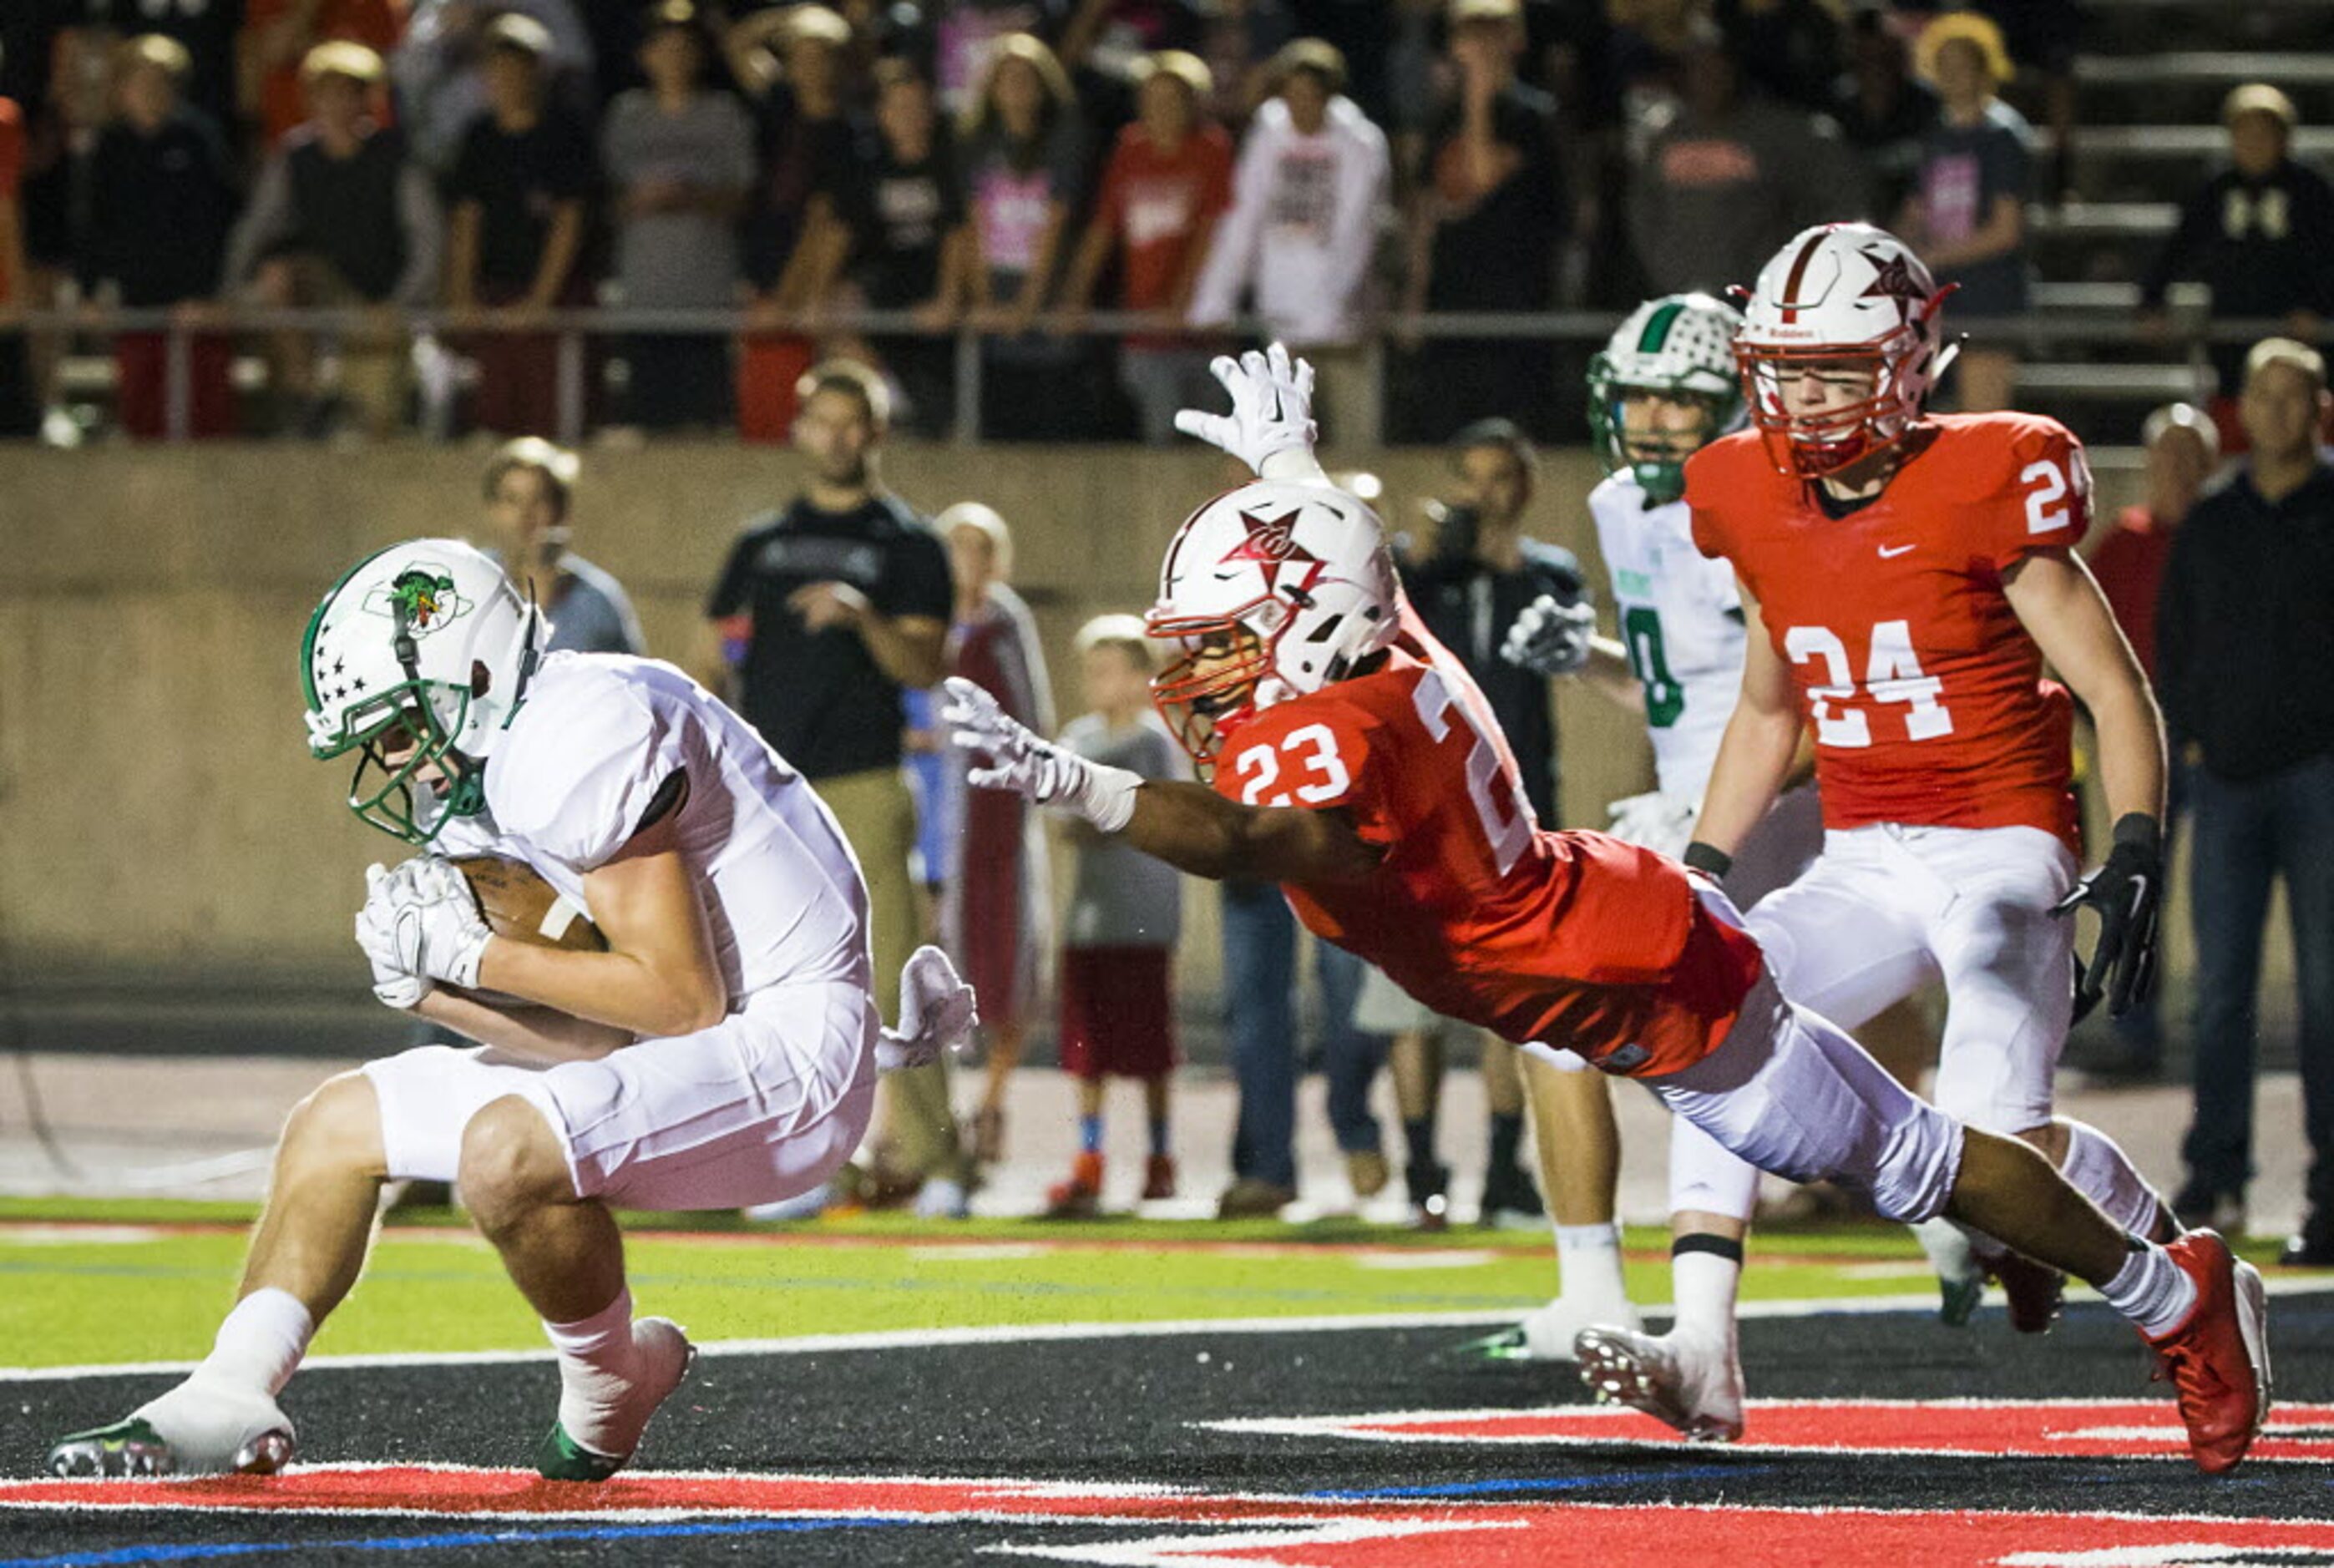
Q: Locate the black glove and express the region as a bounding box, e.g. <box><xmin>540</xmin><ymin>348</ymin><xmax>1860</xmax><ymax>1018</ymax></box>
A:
<box><xmin>2053</xmin><ymin>812</ymin><xmax>2162</xmax><ymax>1024</ymax></box>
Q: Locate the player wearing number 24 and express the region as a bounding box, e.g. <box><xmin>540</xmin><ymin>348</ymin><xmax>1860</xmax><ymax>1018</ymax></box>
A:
<box><xmin>944</xmin><ymin>342</ymin><xmax>2268</xmax><ymax>1473</ymax></box>
<box><xmin>1675</xmin><ymin>223</ymin><xmax>2175</xmax><ymax>1343</ymax></box>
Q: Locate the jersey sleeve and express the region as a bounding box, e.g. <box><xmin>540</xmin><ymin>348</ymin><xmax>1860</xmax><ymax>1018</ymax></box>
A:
<box><xmin>1210</xmin><ymin>693</ymin><xmax>1390</xmax><ymax>841</ymax></box>
<box><xmin>495</xmin><ymin>690</ymin><xmax>691</xmax><ymax>875</ymax></box>
<box><xmin>1682</xmin><ymin>442</ymin><xmax>1744</xmax><ymax>563</ymax></box>
<box><xmin>1986</xmin><ymin>417</ymin><xmax>2093</xmax><ymax>569</ymax></box>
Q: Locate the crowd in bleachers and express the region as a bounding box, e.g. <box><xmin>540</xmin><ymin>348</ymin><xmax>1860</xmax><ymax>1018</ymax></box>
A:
<box><xmin>0</xmin><ymin>0</ymin><xmax>2192</xmax><ymax>445</ymax></box>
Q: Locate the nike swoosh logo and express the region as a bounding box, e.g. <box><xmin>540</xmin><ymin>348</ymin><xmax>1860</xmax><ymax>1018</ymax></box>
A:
<box><xmin>1878</xmin><ymin>544</ymin><xmax>1915</xmax><ymax>559</ymax></box>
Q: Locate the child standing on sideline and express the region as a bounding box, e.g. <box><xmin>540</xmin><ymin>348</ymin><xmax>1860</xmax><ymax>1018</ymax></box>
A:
<box><xmin>1046</xmin><ymin>617</ymin><xmax>1187</xmax><ymax>1216</ymax></box>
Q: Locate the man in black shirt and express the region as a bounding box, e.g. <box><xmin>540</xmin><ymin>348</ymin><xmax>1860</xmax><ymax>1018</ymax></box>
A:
<box><xmin>1399</xmin><ymin>0</ymin><xmax>1567</xmax><ymax>441</ymax></box>
<box><xmin>442</xmin><ymin>14</ymin><xmax>595</xmax><ymax>437</ymax></box>
<box><xmin>840</xmin><ymin>58</ymin><xmax>966</xmax><ymax>438</ymax></box>
<box><xmin>695</xmin><ymin>359</ymin><xmax>970</xmax><ymax>1214</ymax></box>
<box><xmin>2158</xmin><ymin>338</ymin><xmax>2334</xmax><ymax>1266</ymax></box>
<box><xmin>2139</xmin><ymin>84</ymin><xmax>2334</xmax><ymax>400</ymax></box>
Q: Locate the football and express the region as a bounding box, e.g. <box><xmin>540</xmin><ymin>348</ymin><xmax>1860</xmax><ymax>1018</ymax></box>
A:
<box><xmin>448</xmin><ymin>857</ymin><xmax>607</xmax><ymax>953</ymax></box>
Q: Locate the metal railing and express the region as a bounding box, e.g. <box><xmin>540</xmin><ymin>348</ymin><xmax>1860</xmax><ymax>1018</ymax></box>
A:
<box><xmin>13</xmin><ymin>304</ymin><xmax>2308</xmax><ymax>448</ymax></box>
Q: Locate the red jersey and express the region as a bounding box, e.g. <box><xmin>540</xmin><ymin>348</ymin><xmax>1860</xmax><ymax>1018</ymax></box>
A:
<box><xmin>1687</xmin><ymin>413</ymin><xmax>2089</xmax><ymax>849</ymax></box>
<box><xmin>0</xmin><ymin>98</ymin><xmax>20</xmax><ymax>308</ymax></box>
<box><xmin>1211</xmin><ymin>652</ymin><xmax>1764</xmax><ymax>1076</ymax></box>
<box><xmin>1094</xmin><ymin>122</ymin><xmax>1233</xmax><ymax>343</ymax></box>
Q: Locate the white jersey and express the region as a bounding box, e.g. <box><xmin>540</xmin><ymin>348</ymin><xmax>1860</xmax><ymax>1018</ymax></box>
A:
<box><xmin>1588</xmin><ymin>471</ymin><xmax>1748</xmax><ymax>799</ymax></box>
<box><xmin>440</xmin><ymin>653</ymin><xmax>872</xmax><ymax>1005</ymax></box>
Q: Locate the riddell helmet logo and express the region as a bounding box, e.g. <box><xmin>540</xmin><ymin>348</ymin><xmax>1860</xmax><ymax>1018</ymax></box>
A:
<box><xmin>1220</xmin><ymin>508</ymin><xmax>1325</xmax><ymax>598</ymax></box>
<box><xmin>364</xmin><ymin>568</ymin><xmax>471</xmax><ymax>635</ymax></box>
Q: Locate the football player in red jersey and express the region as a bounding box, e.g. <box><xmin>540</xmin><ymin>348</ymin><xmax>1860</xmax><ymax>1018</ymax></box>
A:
<box><xmin>944</xmin><ymin>345</ymin><xmax>2268</xmax><ymax>1471</ymax></box>
<box><xmin>1580</xmin><ymin>224</ymin><xmax>2180</xmax><ymax>1424</ymax></box>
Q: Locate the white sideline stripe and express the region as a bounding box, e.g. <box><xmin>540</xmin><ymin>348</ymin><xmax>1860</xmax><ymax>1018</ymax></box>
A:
<box><xmin>5</xmin><ymin>1277</ymin><xmax>2322</xmax><ymax>1384</ymax></box>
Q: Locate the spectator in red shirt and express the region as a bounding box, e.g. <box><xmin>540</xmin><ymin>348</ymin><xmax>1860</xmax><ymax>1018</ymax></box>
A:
<box><xmin>2090</xmin><ymin>402</ymin><xmax>2220</xmax><ymax>685</ymax></box>
<box><xmin>2077</xmin><ymin>400</ymin><xmax>2220</xmax><ymax>1080</ymax></box>
<box><xmin>1056</xmin><ymin>49</ymin><xmax>1232</xmax><ymax>444</ymax></box>
<box><xmin>0</xmin><ymin>87</ymin><xmax>33</xmax><ymax>438</ymax></box>
<box><xmin>240</xmin><ymin>0</ymin><xmax>408</xmax><ymax>149</ymax></box>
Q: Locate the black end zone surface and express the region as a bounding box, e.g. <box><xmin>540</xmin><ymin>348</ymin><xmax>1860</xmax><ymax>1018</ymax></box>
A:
<box><xmin>1</xmin><ymin>1292</ymin><xmax>2326</xmax><ymax>1565</ymax></box>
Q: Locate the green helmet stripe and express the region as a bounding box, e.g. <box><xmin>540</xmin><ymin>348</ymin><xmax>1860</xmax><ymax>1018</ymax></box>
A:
<box><xmin>1636</xmin><ymin>299</ymin><xmax>1687</xmax><ymax>355</ymax></box>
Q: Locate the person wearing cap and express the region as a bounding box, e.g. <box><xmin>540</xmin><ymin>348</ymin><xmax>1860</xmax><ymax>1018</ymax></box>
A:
<box><xmin>602</xmin><ymin>1</ymin><xmax>752</xmax><ymax>432</ymax></box>
<box><xmin>2140</xmin><ymin>83</ymin><xmax>2334</xmax><ymax>409</ymax></box>
<box><xmin>1055</xmin><ymin>49</ymin><xmax>1233</xmax><ymax>445</ymax></box>
<box><xmin>82</xmin><ymin>35</ymin><xmax>240</xmax><ymax>439</ymax></box>
<box><xmin>477</xmin><ymin>437</ymin><xmax>646</xmax><ymax>656</ymax></box>
<box><xmin>1895</xmin><ymin>9</ymin><xmax>2032</xmax><ymax>413</ymax></box>
<box><xmin>443</xmin><ymin>12</ymin><xmax>597</xmax><ymax>437</ymax></box>
<box><xmin>238</xmin><ymin>0</ymin><xmax>408</xmax><ymax>151</ymax></box>
<box><xmin>391</xmin><ymin>0</ymin><xmax>592</xmax><ymax>175</ymax></box>
<box><xmin>226</xmin><ymin>42</ymin><xmax>442</xmax><ymax>438</ymax></box>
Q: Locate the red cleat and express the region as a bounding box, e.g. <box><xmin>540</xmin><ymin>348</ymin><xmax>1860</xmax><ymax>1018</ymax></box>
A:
<box><xmin>1045</xmin><ymin>1151</ymin><xmax>1105</xmax><ymax>1220</ymax></box>
<box><xmin>1987</xmin><ymin>1249</ymin><xmax>2066</xmax><ymax>1335</ymax></box>
<box><xmin>2144</xmin><ymin>1229</ymin><xmax>2271</xmax><ymax>1474</ymax></box>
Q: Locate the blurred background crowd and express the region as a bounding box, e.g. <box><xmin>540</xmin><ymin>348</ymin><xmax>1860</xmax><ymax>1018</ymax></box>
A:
<box><xmin>0</xmin><ymin>0</ymin><xmax>2321</xmax><ymax>448</ymax></box>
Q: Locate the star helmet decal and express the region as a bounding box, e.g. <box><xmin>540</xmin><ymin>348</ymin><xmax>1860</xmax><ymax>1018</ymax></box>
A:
<box><xmin>1218</xmin><ymin>507</ymin><xmax>1327</xmax><ymax>599</ymax></box>
<box><xmin>1858</xmin><ymin>250</ymin><xmax>1931</xmax><ymax>322</ymax></box>
<box><xmin>362</xmin><ymin>567</ymin><xmax>472</xmax><ymax>636</ymax></box>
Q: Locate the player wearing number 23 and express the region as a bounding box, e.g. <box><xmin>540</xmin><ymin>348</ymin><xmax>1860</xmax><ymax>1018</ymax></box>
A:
<box><xmin>944</xmin><ymin>344</ymin><xmax>2267</xmax><ymax>1472</ymax></box>
<box><xmin>1681</xmin><ymin>222</ymin><xmax>2177</xmax><ymax>1333</ymax></box>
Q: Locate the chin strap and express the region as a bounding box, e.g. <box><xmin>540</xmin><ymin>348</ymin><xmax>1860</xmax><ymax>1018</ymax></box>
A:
<box><xmin>509</xmin><ymin>576</ymin><xmax>545</xmax><ymax>717</ymax></box>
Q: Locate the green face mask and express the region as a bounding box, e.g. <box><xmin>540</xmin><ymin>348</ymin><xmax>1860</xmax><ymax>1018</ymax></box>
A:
<box><xmin>1587</xmin><ymin>354</ymin><xmax>1733</xmax><ymax>507</ymax></box>
<box><xmin>301</xmin><ymin>592</ymin><xmax>489</xmax><ymax>846</ymax></box>
<box><xmin>330</xmin><ymin>685</ymin><xmax>487</xmax><ymax>846</ymax></box>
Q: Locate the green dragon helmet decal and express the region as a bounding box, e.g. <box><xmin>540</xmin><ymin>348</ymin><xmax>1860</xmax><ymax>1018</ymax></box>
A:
<box><xmin>301</xmin><ymin>539</ymin><xmax>545</xmax><ymax>845</ymax></box>
<box><xmin>1587</xmin><ymin>292</ymin><xmax>1746</xmax><ymax>505</ymax></box>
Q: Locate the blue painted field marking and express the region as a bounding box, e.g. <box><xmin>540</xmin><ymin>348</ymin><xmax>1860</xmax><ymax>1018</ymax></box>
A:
<box><xmin>1307</xmin><ymin>1464</ymin><xmax>1768</xmax><ymax>1500</ymax></box>
<box><xmin>0</xmin><ymin>1515</ymin><xmax>905</xmax><ymax>1567</ymax></box>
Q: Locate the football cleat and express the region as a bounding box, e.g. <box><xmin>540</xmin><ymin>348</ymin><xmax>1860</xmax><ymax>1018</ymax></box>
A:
<box><xmin>1987</xmin><ymin>1249</ymin><xmax>2067</xmax><ymax>1335</ymax></box>
<box><xmin>535</xmin><ymin>1317</ymin><xmax>695</xmax><ymax>1484</ymax></box>
<box><xmin>1466</xmin><ymin>1295</ymin><xmax>1647</xmax><ymax>1363</ymax></box>
<box><xmin>2144</xmin><ymin>1230</ymin><xmax>2271</xmax><ymax>1474</ymax></box>
<box><xmin>49</xmin><ymin>1377</ymin><xmax>295</xmax><ymax>1479</ymax></box>
<box><xmin>1573</xmin><ymin>1326</ymin><xmax>1744</xmax><ymax>1444</ymax></box>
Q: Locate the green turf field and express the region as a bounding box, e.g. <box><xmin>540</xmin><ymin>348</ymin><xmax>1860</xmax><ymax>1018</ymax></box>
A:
<box><xmin>0</xmin><ymin>1197</ymin><xmax>2291</xmax><ymax>1370</ymax></box>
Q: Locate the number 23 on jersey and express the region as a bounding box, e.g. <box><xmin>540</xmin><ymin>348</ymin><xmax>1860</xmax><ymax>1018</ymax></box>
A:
<box><xmin>1229</xmin><ymin>670</ymin><xmax>1536</xmax><ymax>875</ymax></box>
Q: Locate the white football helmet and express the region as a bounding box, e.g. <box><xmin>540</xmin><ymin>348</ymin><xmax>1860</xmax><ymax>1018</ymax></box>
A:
<box><xmin>1587</xmin><ymin>291</ymin><xmax>1745</xmax><ymax>503</ymax></box>
<box><xmin>301</xmin><ymin>538</ymin><xmax>548</xmax><ymax>843</ymax></box>
<box><xmin>1734</xmin><ymin>222</ymin><xmax>1957</xmax><ymax>478</ymax></box>
<box><xmin>1146</xmin><ymin>479</ymin><xmax>1403</xmax><ymax>768</ymax></box>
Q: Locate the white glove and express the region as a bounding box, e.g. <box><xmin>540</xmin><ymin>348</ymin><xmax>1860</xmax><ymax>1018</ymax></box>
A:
<box><xmin>943</xmin><ymin>676</ymin><xmax>1142</xmax><ymax>832</ymax></box>
<box><xmin>1172</xmin><ymin>342</ymin><xmax>1324</xmax><ymax>482</ymax></box>
<box><xmin>1605</xmin><ymin>791</ymin><xmax>1700</xmax><ymax>861</ymax></box>
<box><xmin>876</xmin><ymin>945</ymin><xmax>980</xmax><ymax>1070</ymax></box>
<box><xmin>356</xmin><ymin>862</ymin><xmax>433</xmax><ymax>1010</ymax></box>
<box><xmin>372</xmin><ymin>855</ymin><xmax>493</xmax><ymax>990</ymax></box>
<box><xmin>1501</xmin><ymin>594</ymin><xmax>1597</xmax><ymax>676</ymax></box>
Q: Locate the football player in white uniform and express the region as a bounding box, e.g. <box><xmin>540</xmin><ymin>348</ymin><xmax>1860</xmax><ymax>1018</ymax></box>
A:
<box><xmin>1483</xmin><ymin>295</ymin><xmax>1798</xmax><ymax>1363</ymax></box>
<box><xmin>48</xmin><ymin>539</ymin><xmax>972</xmax><ymax>1483</ymax></box>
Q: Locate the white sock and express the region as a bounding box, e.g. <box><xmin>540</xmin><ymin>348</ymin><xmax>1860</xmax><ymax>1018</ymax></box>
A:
<box><xmin>544</xmin><ymin>1287</ymin><xmax>639</xmax><ymax>1450</ymax></box>
<box><xmin>2101</xmin><ymin>1242</ymin><xmax>2198</xmax><ymax>1338</ymax></box>
<box><xmin>1670</xmin><ymin>1247</ymin><xmax>1741</xmax><ymax>1345</ymax></box>
<box><xmin>1554</xmin><ymin>1222</ymin><xmax>1628</xmax><ymax>1307</ymax></box>
<box><xmin>2059</xmin><ymin>1120</ymin><xmax>2167</xmax><ymax>1237</ymax></box>
<box><xmin>197</xmin><ymin>1288</ymin><xmax>313</xmax><ymax>1399</ymax></box>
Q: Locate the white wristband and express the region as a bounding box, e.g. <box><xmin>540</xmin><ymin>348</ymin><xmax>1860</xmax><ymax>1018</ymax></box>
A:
<box><xmin>1258</xmin><ymin>449</ymin><xmax>1330</xmax><ymax>485</ymax></box>
<box><xmin>1069</xmin><ymin>762</ymin><xmax>1143</xmax><ymax>833</ymax></box>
